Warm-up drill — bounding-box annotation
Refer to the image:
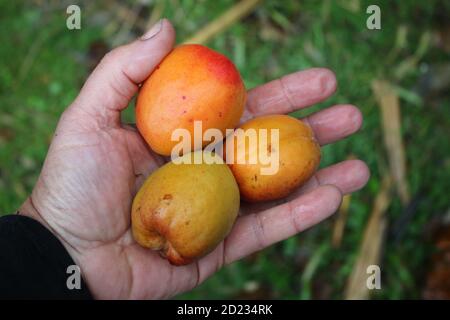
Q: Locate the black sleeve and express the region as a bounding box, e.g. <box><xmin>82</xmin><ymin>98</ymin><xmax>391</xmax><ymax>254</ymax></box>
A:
<box><xmin>0</xmin><ymin>214</ymin><xmax>93</xmax><ymax>299</ymax></box>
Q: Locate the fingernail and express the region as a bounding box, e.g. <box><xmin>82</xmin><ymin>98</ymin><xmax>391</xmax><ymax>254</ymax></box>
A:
<box><xmin>141</xmin><ymin>19</ymin><xmax>163</xmax><ymax>40</ymax></box>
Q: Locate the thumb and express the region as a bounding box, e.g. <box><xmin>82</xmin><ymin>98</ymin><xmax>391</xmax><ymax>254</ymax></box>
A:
<box><xmin>66</xmin><ymin>19</ymin><xmax>175</xmax><ymax>128</ymax></box>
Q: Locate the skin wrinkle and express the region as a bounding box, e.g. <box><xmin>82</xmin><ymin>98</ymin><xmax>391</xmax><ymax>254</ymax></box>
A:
<box><xmin>38</xmin><ymin>137</ymin><xmax>130</xmax><ymax>245</ymax></box>
<box><xmin>59</xmin><ymin>107</ymin><xmax>98</xmax><ymax>132</ymax></box>
<box><xmin>245</xmin><ymin>85</ymin><xmax>276</xmax><ymax>116</ymax></box>
<box><xmin>301</xmin><ymin>115</ymin><xmax>312</xmax><ymax>127</ymax></box>
<box><xmin>218</xmin><ymin>238</ymin><xmax>226</xmax><ymax>268</ymax></box>
<box><xmin>60</xmin><ymin>107</ymin><xmax>116</xmax><ymax>134</ymax></box>
<box><xmin>107</xmin><ymin>66</ymin><xmax>135</xmax><ymax>110</ymax></box>
<box><xmin>126</xmin><ymin>49</ymin><xmax>163</xmax><ymax>79</ymax></box>
<box><xmin>120</xmin><ymin>56</ymin><xmax>141</xmax><ymax>85</ymax></box>
<box><xmin>33</xmin><ymin>177</ymin><xmax>88</xmax><ymax>248</ymax></box>
<box><xmin>251</xmin><ymin>211</ymin><xmax>268</xmax><ymax>250</ymax></box>
<box><xmin>163</xmin><ymin>264</ymin><xmax>180</xmax><ymax>300</ymax></box>
<box><xmin>117</xmin><ymin>229</ymin><xmax>133</xmax><ymax>247</ymax></box>
<box><xmin>76</xmin><ymin>92</ymin><xmax>118</xmax><ymax>127</ymax></box>
<box><xmin>60</xmin><ymin>108</ymin><xmax>101</xmax><ymax>133</ymax></box>
<box><xmin>123</xmin><ymin>128</ymin><xmax>142</xmax><ymax>197</ymax></box>
<box><xmin>195</xmin><ymin>240</ymin><xmax>226</xmax><ymax>287</ymax></box>
<box><xmin>218</xmin><ymin>239</ymin><xmax>225</xmax><ymax>271</ymax></box>
<box><xmin>287</xmin><ymin>199</ymin><xmax>303</xmax><ymax>234</ymax></box>
<box><xmin>119</xmin><ymin>67</ymin><xmax>139</xmax><ymax>95</ymax></box>
<box><xmin>76</xmin><ymin>74</ymin><xmax>123</xmax><ymax>122</ymax></box>
<box><xmin>51</xmin><ymin>141</ymin><xmax>102</xmax><ymax>152</ymax></box>
<box><xmin>239</xmin><ymin>109</ymin><xmax>253</xmax><ymax>123</ymax></box>
<box><xmin>279</xmin><ymin>76</ymin><xmax>297</xmax><ymax>110</ymax></box>
<box><xmin>28</xmin><ymin>193</ymin><xmax>80</xmax><ymax>252</ymax></box>
<box><xmin>281</xmin><ymin>69</ymin><xmax>337</xmax><ymax>112</ymax></box>
<box><xmin>190</xmin><ymin>264</ymin><xmax>202</xmax><ymax>297</ymax></box>
<box><xmin>121</xmin><ymin>124</ymin><xmax>166</xmax><ymax>172</ymax></box>
<box><xmin>260</xmin><ymin>93</ymin><xmax>284</xmax><ymax>114</ymax></box>
<box><xmin>311</xmin><ymin>172</ymin><xmax>323</xmax><ymax>188</ymax></box>
<box><xmin>123</xmin><ymin>246</ymin><xmax>135</xmax><ymax>299</ymax></box>
<box><xmin>193</xmin><ymin>259</ymin><xmax>201</xmax><ymax>294</ymax></box>
<box><xmin>222</xmin><ymin>236</ymin><xmax>232</xmax><ymax>266</ymax></box>
<box><xmin>163</xmin><ymin>260</ymin><xmax>174</xmax><ymax>299</ymax></box>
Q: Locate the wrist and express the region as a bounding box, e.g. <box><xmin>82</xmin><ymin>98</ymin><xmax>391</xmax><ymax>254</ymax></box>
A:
<box><xmin>18</xmin><ymin>197</ymin><xmax>51</xmax><ymax>231</ymax></box>
<box><xmin>18</xmin><ymin>196</ymin><xmax>81</xmax><ymax>263</ymax></box>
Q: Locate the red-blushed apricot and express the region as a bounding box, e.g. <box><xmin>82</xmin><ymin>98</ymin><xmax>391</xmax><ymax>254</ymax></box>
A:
<box><xmin>136</xmin><ymin>44</ymin><xmax>246</xmax><ymax>156</ymax></box>
<box><xmin>227</xmin><ymin>115</ymin><xmax>321</xmax><ymax>202</ymax></box>
<box><xmin>131</xmin><ymin>151</ymin><xmax>240</xmax><ymax>266</ymax></box>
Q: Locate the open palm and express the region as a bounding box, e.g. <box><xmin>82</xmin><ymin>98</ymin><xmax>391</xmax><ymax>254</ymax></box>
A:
<box><xmin>20</xmin><ymin>20</ymin><xmax>369</xmax><ymax>299</ymax></box>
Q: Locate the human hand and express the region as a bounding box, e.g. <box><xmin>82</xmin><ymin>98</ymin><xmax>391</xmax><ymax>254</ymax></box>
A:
<box><xmin>19</xmin><ymin>19</ymin><xmax>370</xmax><ymax>299</ymax></box>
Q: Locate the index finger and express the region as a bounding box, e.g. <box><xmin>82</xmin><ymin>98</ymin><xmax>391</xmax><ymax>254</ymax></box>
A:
<box><xmin>242</xmin><ymin>68</ymin><xmax>337</xmax><ymax>121</ymax></box>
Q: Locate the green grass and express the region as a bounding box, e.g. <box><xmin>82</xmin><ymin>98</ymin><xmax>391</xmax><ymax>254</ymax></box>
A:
<box><xmin>1</xmin><ymin>0</ymin><xmax>449</xmax><ymax>299</ymax></box>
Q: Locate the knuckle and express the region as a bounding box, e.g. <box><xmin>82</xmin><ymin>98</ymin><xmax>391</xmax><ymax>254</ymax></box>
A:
<box><xmin>101</xmin><ymin>45</ymin><xmax>127</xmax><ymax>65</ymax></box>
<box><xmin>287</xmin><ymin>201</ymin><xmax>302</xmax><ymax>233</ymax></box>
<box><xmin>251</xmin><ymin>213</ymin><xmax>267</xmax><ymax>250</ymax></box>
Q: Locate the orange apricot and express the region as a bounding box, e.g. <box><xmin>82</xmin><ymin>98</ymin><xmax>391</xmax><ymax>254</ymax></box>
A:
<box><xmin>131</xmin><ymin>151</ymin><xmax>240</xmax><ymax>265</ymax></box>
<box><xmin>227</xmin><ymin>115</ymin><xmax>321</xmax><ymax>202</ymax></box>
<box><xmin>136</xmin><ymin>44</ymin><xmax>246</xmax><ymax>156</ymax></box>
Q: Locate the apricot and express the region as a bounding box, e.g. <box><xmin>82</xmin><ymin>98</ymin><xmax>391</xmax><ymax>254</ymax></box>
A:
<box><xmin>136</xmin><ymin>44</ymin><xmax>246</xmax><ymax>156</ymax></box>
<box><xmin>227</xmin><ymin>115</ymin><xmax>321</xmax><ymax>202</ymax></box>
<box><xmin>131</xmin><ymin>151</ymin><xmax>240</xmax><ymax>265</ymax></box>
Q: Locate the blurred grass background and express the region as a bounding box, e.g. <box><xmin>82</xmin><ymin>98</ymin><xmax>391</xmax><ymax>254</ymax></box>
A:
<box><xmin>1</xmin><ymin>0</ymin><xmax>449</xmax><ymax>299</ymax></box>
